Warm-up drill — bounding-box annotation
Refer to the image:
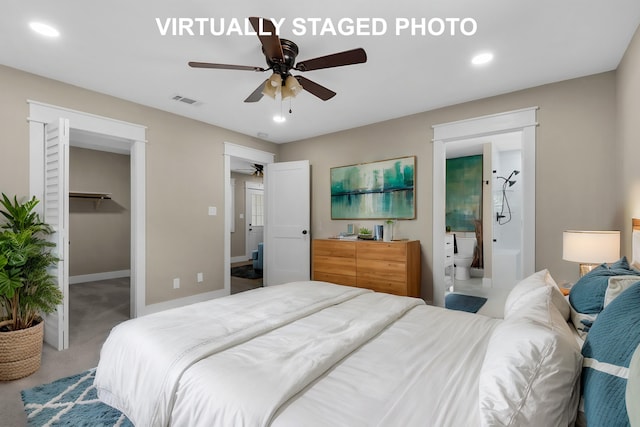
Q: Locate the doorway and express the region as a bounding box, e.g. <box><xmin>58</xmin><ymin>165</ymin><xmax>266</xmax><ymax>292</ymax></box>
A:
<box><xmin>224</xmin><ymin>143</ymin><xmax>275</xmax><ymax>295</ymax></box>
<box><xmin>67</xmin><ymin>143</ymin><xmax>131</xmax><ymax>345</ymax></box>
<box><xmin>28</xmin><ymin>101</ymin><xmax>146</xmax><ymax>350</ymax></box>
<box><xmin>432</xmin><ymin>108</ymin><xmax>537</xmax><ymax>307</ymax></box>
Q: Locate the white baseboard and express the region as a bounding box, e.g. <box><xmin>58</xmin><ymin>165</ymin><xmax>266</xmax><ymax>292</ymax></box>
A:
<box><xmin>231</xmin><ymin>255</ymin><xmax>251</xmax><ymax>263</ymax></box>
<box><xmin>142</xmin><ymin>287</ymin><xmax>230</xmax><ymax>316</ymax></box>
<box><xmin>69</xmin><ymin>270</ymin><xmax>131</xmax><ymax>285</ymax></box>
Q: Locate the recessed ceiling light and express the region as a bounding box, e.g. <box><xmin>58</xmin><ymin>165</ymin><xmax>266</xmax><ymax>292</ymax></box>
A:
<box><xmin>29</xmin><ymin>22</ymin><xmax>60</xmax><ymax>38</ymax></box>
<box><xmin>273</xmin><ymin>115</ymin><xmax>286</xmax><ymax>123</ymax></box>
<box><xmin>471</xmin><ymin>52</ymin><xmax>493</xmax><ymax>66</ymax></box>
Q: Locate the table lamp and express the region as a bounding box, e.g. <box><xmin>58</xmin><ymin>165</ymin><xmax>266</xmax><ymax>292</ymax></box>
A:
<box><xmin>563</xmin><ymin>230</ymin><xmax>620</xmax><ymax>277</ymax></box>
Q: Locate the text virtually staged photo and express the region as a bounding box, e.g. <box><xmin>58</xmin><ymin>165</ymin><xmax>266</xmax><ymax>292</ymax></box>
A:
<box><xmin>1</xmin><ymin>1</ymin><xmax>640</xmax><ymax>426</ymax></box>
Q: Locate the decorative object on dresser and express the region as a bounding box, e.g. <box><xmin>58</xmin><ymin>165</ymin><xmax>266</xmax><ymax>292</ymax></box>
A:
<box><xmin>562</xmin><ymin>230</ymin><xmax>621</xmax><ymax>277</ymax></box>
<box><xmin>330</xmin><ymin>156</ymin><xmax>416</xmax><ymax>220</ymax></box>
<box><xmin>312</xmin><ymin>239</ymin><xmax>421</xmax><ymax>297</ymax></box>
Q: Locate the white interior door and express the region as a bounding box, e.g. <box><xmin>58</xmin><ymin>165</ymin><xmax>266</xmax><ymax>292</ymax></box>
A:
<box><xmin>245</xmin><ymin>182</ymin><xmax>264</xmax><ymax>259</ymax></box>
<box><xmin>264</xmin><ymin>160</ymin><xmax>310</xmax><ymax>285</ymax></box>
<box><xmin>43</xmin><ymin>118</ymin><xmax>70</xmax><ymax>350</ymax></box>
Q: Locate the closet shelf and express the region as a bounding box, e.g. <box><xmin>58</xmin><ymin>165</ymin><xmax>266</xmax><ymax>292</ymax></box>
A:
<box><xmin>69</xmin><ymin>191</ymin><xmax>112</xmax><ymax>209</ymax></box>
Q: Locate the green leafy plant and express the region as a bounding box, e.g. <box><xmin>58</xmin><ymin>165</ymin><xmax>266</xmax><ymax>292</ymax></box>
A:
<box><xmin>0</xmin><ymin>194</ymin><xmax>62</xmax><ymax>331</ymax></box>
<box><xmin>359</xmin><ymin>227</ymin><xmax>372</xmax><ymax>235</ymax></box>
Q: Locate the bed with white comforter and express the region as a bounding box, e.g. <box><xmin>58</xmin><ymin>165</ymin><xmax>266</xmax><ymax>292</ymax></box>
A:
<box><xmin>95</xmin><ymin>278</ymin><xmax>582</xmax><ymax>426</ymax></box>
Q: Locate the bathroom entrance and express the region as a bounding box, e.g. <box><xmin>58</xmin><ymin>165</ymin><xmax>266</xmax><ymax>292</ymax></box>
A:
<box><xmin>432</xmin><ymin>108</ymin><xmax>537</xmax><ymax>307</ymax></box>
<box><xmin>445</xmin><ymin>133</ymin><xmax>524</xmax><ymax>290</ymax></box>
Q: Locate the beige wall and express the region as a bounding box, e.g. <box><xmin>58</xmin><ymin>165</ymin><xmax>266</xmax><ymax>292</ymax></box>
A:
<box><xmin>619</xmin><ymin>25</ymin><xmax>640</xmax><ymax>257</ymax></box>
<box><xmin>280</xmin><ymin>72</ymin><xmax>620</xmax><ymax>302</ymax></box>
<box><xmin>230</xmin><ymin>172</ymin><xmax>264</xmax><ymax>259</ymax></box>
<box><xmin>69</xmin><ymin>147</ymin><xmax>130</xmax><ymax>276</ymax></box>
<box><xmin>2</xmin><ymin>39</ymin><xmax>636</xmax><ymax>306</ymax></box>
<box><xmin>0</xmin><ymin>64</ymin><xmax>279</xmax><ymax>305</ymax></box>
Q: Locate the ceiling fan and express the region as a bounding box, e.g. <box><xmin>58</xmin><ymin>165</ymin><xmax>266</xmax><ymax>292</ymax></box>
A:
<box><xmin>236</xmin><ymin>163</ymin><xmax>264</xmax><ymax>177</ymax></box>
<box><xmin>188</xmin><ymin>17</ymin><xmax>367</xmax><ymax>102</ymax></box>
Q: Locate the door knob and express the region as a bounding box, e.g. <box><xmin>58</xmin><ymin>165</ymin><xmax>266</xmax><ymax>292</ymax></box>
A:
<box><xmin>302</xmin><ymin>230</ymin><xmax>308</xmax><ymax>235</ymax></box>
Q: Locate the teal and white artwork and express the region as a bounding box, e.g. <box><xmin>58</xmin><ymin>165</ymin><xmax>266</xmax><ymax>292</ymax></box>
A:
<box><xmin>330</xmin><ymin>156</ymin><xmax>415</xmax><ymax>219</ymax></box>
<box><xmin>446</xmin><ymin>155</ymin><xmax>482</xmax><ymax>232</ymax></box>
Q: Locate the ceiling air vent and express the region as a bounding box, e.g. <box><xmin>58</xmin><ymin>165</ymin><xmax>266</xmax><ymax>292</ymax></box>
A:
<box><xmin>172</xmin><ymin>95</ymin><xmax>200</xmax><ymax>105</ymax></box>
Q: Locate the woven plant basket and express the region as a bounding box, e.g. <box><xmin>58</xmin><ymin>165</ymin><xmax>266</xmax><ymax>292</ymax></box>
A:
<box><xmin>0</xmin><ymin>321</ymin><xmax>44</xmax><ymax>381</ymax></box>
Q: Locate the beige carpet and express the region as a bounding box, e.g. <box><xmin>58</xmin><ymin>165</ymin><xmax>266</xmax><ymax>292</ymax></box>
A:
<box><xmin>0</xmin><ymin>278</ymin><xmax>130</xmax><ymax>427</ymax></box>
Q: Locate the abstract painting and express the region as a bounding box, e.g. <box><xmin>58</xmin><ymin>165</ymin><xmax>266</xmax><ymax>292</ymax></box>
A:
<box><xmin>330</xmin><ymin>156</ymin><xmax>415</xmax><ymax>219</ymax></box>
<box><xmin>446</xmin><ymin>155</ymin><xmax>482</xmax><ymax>232</ymax></box>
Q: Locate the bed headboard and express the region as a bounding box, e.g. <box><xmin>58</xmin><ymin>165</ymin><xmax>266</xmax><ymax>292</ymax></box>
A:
<box><xmin>633</xmin><ymin>218</ymin><xmax>640</xmax><ymax>269</ymax></box>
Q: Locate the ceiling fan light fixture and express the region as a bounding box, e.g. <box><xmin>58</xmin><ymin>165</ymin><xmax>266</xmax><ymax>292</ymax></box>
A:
<box><xmin>283</xmin><ymin>76</ymin><xmax>303</xmax><ymax>99</ymax></box>
<box><xmin>273</xmin><ymin>114</ymin><xmax>286</xmax><ymax>123</ymax></box>
<box><xmin>281</xmin><ymin>85</ymin><xmax>294</xmax><ymax>100</ymax></box>
<box><xmin>269</xmin><ymin>73</ymin><xmax>282</xmax><ymax>87</ymax></box>
<box><xmin>262</xmin><ymin>80</ymin><xmax>279</xmax><ymax>99</ymax></box>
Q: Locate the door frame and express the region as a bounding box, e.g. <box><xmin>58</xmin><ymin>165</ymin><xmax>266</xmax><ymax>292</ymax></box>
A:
<box><xmin>431</xmin><ymin>107</ymin><xmax>537</xmax><ymax>307</ymax></box>
<box><xmin>28</xmin><ymin>101</ymin><xmax>146</xmax><ymax>349</ymax></box>
<box><xmin>224</xmin><ymin>142</ymin><xmax>275</xmax><ymax>293</ymax></box>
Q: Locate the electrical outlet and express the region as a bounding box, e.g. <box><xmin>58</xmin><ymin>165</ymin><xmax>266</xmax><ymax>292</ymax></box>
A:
<box><xmin>197</xmin><ymin>272</ymin><xmax>203</xmax><ymax>283</ymax></box>
<box><xmin>173</xmin><ymin>278</ymin><xmax>180</xmax><ymax>289</ymax></box>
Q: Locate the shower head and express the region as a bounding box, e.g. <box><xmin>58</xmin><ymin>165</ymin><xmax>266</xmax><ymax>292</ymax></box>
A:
<box><xmin>506</xmin><ymin>170</ymin><xmax>520</xmax><ymax>181</ymax></box>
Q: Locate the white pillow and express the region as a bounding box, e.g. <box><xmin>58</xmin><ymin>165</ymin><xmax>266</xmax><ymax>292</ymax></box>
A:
<box><xmin>604</xmin><ymin>275</ymin><xmax>640</xmax><ymax>308</ymax></box>
<box><xmin>504</xmin><ymin>269</ymin><xmax>570</xmax><ymax>321</ymax></box>
<box><xmin>480</xmin><ymin>287</ymin><xmax>583</xmax><ymax>427</ymax></box>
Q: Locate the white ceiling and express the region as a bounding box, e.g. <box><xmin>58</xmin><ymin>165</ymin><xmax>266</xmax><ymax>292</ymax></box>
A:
<box><xmin>2</xmin><ymin>1</ymin><xmax>639</xmax><ymax>144</ymax></box>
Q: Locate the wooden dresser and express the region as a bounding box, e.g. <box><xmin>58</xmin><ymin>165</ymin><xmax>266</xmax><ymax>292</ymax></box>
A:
<box><xmin>312</xmin><ymin>239</ymin><xmax>421</xmax><ymax>297</ymax></box>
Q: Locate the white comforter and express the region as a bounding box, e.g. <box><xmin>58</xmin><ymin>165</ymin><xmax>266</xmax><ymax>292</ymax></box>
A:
<box><xmin>95</xmin><ymin>281</ymin><xmax>423</xmax><ymax>426</ymax></box>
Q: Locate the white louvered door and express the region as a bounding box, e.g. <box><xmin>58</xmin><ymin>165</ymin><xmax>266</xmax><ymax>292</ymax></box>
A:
<box><xmin>43</xmin><ymin>118</ymin><xmax>70</xmax><ymax>350</ymax></box>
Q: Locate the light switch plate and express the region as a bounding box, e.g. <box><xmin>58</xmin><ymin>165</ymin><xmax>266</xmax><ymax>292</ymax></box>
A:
<box><xmin>208</xmin><ymin>206</ymin><xmax>217</xmax><ymax>216</ymax></box>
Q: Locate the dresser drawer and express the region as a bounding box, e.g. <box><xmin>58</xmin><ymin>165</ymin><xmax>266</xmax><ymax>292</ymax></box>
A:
<box><xmin>313</xmin><ymin>255</ymin><xmax>356</xmax><ymax>276</ymax></box>
<box><xmin>313</xmin><ymin>240</ymin><xmax>356</xmax><ymax>258</ymax></box>
<box><xmin>357</xmin><ymin>259</ymin><xmax>406</xmax><ymax>280</ymax></box>
<box><xmin>356</xmin><ymin>242</ymin><xmax>406</xmax><ymax>262</ymax></box>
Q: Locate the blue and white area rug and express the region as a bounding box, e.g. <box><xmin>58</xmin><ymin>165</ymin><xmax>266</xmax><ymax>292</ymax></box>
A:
<box><xmin>21</xmin><ymin>368</ymin><xmax>132</xmax><ymax>427</ymax></box>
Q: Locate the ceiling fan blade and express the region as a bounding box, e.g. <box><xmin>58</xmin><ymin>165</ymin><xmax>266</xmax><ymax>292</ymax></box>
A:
<box><xmin>189</xmin><ymin>62</ymin><xmax>265</xmax><ymax>72</ymax></box>
<box><xmin>249</xmin><ymin>17</ymin><xmax>284</xmax><ymax>62</ymax></box>
<box><xmin>295</xmin><ymin>76</ymin><xmax>336</xmax><ymax>101</ymax></box>
<box><xmin>244</xmin><ymin>80</ymin><xmax>267</xmax><ymax>103</ymax></box>
<box><xmin>295</xmin><ymin>48</ymin><xmax>367</xmax><ymax>72</ymax></box>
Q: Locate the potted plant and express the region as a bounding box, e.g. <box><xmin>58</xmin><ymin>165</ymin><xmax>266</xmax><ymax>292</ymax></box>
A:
<box><xmin>0</xmin><ymin>194</ymin><xmax>62</xmax><ymax>381</ymax></box>
<box><xmin>358</xmin><ymin>226</ymin><xmax>373</xmax><ymax>239</ymax></box>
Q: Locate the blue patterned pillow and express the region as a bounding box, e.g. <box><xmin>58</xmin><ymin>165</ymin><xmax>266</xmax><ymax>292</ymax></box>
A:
<box><xmin>570</xmin><ymin>257</ymin><xmax>640</xmax><ymax>315</ymax></box>
<box><xmin>581</xmin><ymin>282</ymin><xmax>640</xmax><ymax>426</ymax></box>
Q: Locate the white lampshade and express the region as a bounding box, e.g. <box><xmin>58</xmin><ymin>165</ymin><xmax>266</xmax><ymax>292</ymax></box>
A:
<box><xmin>563</xmin><ymin>230</ymin><xmax>620</xmax><ymax>264</ymax></box>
